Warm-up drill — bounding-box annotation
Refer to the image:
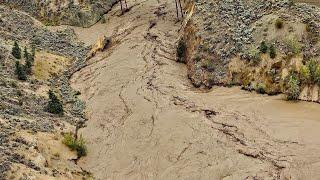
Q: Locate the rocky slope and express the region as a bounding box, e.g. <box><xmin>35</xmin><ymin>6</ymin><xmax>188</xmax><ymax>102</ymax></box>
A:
<box><xmin>181</xmin><ymin>0</ymin><xmax>320</xmax><ymax>102</ymax></box>
<box><xmin>1</xmin><ymin>0</ymin><xmax>117</xmax><ymax>27</ymax></box>
<box><xmin>0</xmin><ymin>5</ymin><xmax>91</xmax><ymax>179</ymax></box>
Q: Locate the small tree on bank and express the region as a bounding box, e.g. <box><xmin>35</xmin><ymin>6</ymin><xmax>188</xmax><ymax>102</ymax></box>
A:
<box><xmin>12</xmin><ymin>41</ymin><xmax>21</xmax><ymax>59</ymax></box>
<box><xmin>47</xmin><ymin>90</ymin><xmax>64</xmax><ymax>114</ymax></box>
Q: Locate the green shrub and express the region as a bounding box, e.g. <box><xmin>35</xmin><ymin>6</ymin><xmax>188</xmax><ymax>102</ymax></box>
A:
<box><xmin>316</xmin><ymin>67</ymin><xmax>320</xmax><ymax>85</ymax></box>
<box><xmin>101</xmin><ymin>16</ymin><xmax>106</xmax><ymax>24</ymax></box>
<box><xmin>177</xmin><ymin>39</ymin><xmax>187</xmax><ymax>63</ymax></box>
<box><xmin>12</xmin><ymin>41</ymin><xmax>21</xmax><ymax>59</ymax></box>
<box><xmin>299</xmin><ymin>65</ymin><xmax>311</xmax><ymax>84</ymax></box>
<box><xmin>259</xmin><ymin>41</ymin><xmax>268</xmax><ymax>54</ymax></box>
<box><xmin>299</xmin><ymin>59</ymin><xmax>320</xmax><ymax>85</ymax></box>
<box><xmin>203</xmin><ymin>59</ymin><xmax>215</xmax><ymax>72</ymax></box>
<box><xmin>47</xmin><ymin>90</ymin><xmax>64</xmax><ymax>114</ymax></box>
<box><xmin>275</xmin><ymin>19</ymin><xmax>284</xmax><ymax>29</ymax></box>
<box><xmin>307</xmin><ymin>59</ymin><xmax>319</xmax><ymax>83</ymax></box>
<box><xmin>256</xmin><ymin>83</ymin><xmax>266</xmax><ymax>94</ymax></box>
<box><xmin>285</xmin><ymin>74</ymin><xmax>300</xmax><ymax>100</ymax></box>
<box><xmin>284</xmin><ymin>36</ymin><xmax>302</xmax><ymax>55</ymax></box>
<box><xmin>247</xmin><ymin>47</ymin><xmax>261</xmax><ymax>65</ymax></box>
<box><xmin>288</xmin><ymin>0</ymin><xmax>295</xmax><ymax>6</ymax></box>
<box><xmin>63</xmin><ymin>133</ymin><xmax>77</xmax><ymax>150</ymax></box>
<box><xmin>269</xmin><ymin>44</ymin><xmax>277</xmax><ymax>59</ymax></box>
<box><xmin>15</xmin><ymin>61</ymin><xmax>27</xmax><ymax>81</ymax></box>
<box><xmin>63</xmin><ymin>133</ymin><xmax>87</xmax><ymax>157</ymax></box>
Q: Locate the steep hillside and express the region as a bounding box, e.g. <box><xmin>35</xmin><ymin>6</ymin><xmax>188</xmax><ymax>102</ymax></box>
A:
<box><xmin>0</xmin><ymin>5</ymin><xmax>90</xmax><ymax>179</ymax></box>
<box><xmin>1</xmin><ymin>0</ymin><xmax>117</xmax><ymax>27</ymax></box>
<box><xmin>181</xmin><ymin>0</ymin><xmax>320</xmax><ymax>102</ymax></box>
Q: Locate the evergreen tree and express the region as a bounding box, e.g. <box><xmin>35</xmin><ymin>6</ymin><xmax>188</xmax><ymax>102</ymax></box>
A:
<box><xmin>24</xmin><ymin>47</ymin><xmax>28</xmax><ymax>59</ymax></box>
<box><xmin>269</xmin><ymin>44</ymin><xmax>277</xmax><ymax>59</ymax></box>
<box><xmin>24</xmin><ymin>47</ymin><xmax>32</xmax><ymax>75</ymax></box>
<box><xmin>47</xmin><ymin>90</ymin><xmax>64</xmax><ymax>114</ymax></box>
<box><xmin>31</xmin><ymin>46</ymin><xmax>36</xmax><ymax>63</ymax></box>
<box><xmin>12</xmin><ymin>41</ymin><xmax>21</xmax><ymax>59</ymax></box>
<box><xmin>259</xmin><ymin>41</ymin><xmax>268</xmax><ymax>54</ymax></box>
<box><xmin>15</xmin><ymin>61</ymin><xmax>27</xmax><ymax>81</ymax></box>
<box><xmin>25</xmin><ymin>57</ymin><xmax>32</xmax><ymax>75</ymax></box>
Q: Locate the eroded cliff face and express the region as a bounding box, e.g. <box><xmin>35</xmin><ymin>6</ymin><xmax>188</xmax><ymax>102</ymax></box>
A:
<box><xmin>1</xmin><ymin>0</ymin><xmax>117</xmax><ymax>27</ymax></box>
<box><xmin>180</xmin><ymin>0</ymin><xmax>320</xmax><ymax>102</ymax></box>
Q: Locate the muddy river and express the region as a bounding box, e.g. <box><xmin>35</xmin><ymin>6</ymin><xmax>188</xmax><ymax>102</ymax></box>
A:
<box><xmin>70</xmin><ymin>0</ymin><xmax>320</xmax><ymax>179</ymax></box>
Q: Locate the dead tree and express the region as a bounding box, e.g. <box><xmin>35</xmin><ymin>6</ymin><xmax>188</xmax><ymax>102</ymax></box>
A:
<box><xmin>124</xmin><ymin>0</ymin><xmax>128</xmax><ymax>9</ymax></box>
<box><xmin>120</xmin><ymin>0</ymin><xmax>128</xmax><ymax>14</ymax></box>
<box><xmin>120</xmin><ymin>0</ymin><xmax>124</xmax><ymax>13</ymax></box>
<box><xmin>174</xmin><ymin>0</ymin><xmax>183</xmax><ymax>19</ymax></box>
<box><xmin>178</xmin><ymin>0</ymin><xmax>183</xmax><ymax>18</ymax></box>
<box><xmin>175</xmin><ymin>0</ymin><xmax>179</xmax><ymax>19</ymax></box>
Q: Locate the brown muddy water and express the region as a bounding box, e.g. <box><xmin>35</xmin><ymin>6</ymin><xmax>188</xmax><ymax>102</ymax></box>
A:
<box><xmin>69</xmin><ymin>0</ymin><xmax>320</xmax><ymax>179</ymax></box>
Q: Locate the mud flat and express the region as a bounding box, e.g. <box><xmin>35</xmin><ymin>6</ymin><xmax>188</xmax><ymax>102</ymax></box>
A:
<box><xmin>70</xmin><ymin>0</ymin><xmax>320</xmax><ymax>179</ymax></box>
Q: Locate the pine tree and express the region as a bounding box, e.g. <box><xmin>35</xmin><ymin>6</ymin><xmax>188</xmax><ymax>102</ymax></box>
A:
<box><xmin>269</xmin><ymin>44</ymin><xmax>277</xmax><ymax>59</ymax></box>
<box><xmin>259</xmin><ymin>41</ymin><xmax>268</xmax><ymax>54</ymax></box>
<box><xmin>12</xmin><ymin>41</ymin><xmax>21</xmax><ymax>59</ymax></box>
<box><xmin>47</xmin><ymin>90</ymin><xmax>64</xmax><ymax>114</ymax></box>
<box><xmin>24</xmin><ymin>47</ymin><xmax>32</xmax><ymax>75</ymax></box>
<box><xmin>31</xmin><ymin>46</ymin><xmax>36</xmax><ymax>63</ymax></box>
<box><xmin>15</xmin><ymin>61</ymin><xmax>27</xmax><ymax>81</ymax></box>
<box><xmin>23</xmin><ymin>47</ymin><xmax>29</xmax><ymax>60</ymax></box>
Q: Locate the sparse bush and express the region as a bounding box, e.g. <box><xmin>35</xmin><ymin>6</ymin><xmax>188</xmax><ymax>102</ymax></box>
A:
<box><xmin>284</xmin><ymin>36</ymin><xmax>302</xmax><ymax>55</ymax></box>
<box><xmin>306</xmin><ymin>24</ymin><xmax>311</xmax><ymax>33</ymax></box>
<box><xmin>63</xmin><ymin>133</ymin><xmax>87</xmax><ymax>157</ymax></box>
<box><xmin>259</xmin><ymin>41</ymin><xmax>268</xmax><ymax>54</ymax></box>
<box><xmin>307</xmin><ymin>59</ymin><xmax>319</xmax><ymax>83</ymax></box>
<box><xmin>12</xmin><ymin>41</ymin><xmax>21</xmax><ymax>59</ymax></box>
<box><xmin>316</xmin><ymin>67</ymin><xmax>320</xmax><ymax>85</ymax></box>
<box><xmin>47</xmin><ymin>90</ymin><xmax>64</xmax><ymax>114</ymax></box>
<box><xmin>288</xmin><ymin>0</ymin><xmax>295</xmax><ymax>6</ymax></box>
<box><xmin>75</xmin><ymin>91</ymin><xmax>81</xmax><ymax>96</ymax></box>
<box><xmin>203</xmin><ymin>59</ymin><xmax>215</xmax><ymax>72</ymax></box>
<box><xmin>247</xmin><ymin>47</ymin><xmax>261</xmax><ymax>65</ymax></box>
<box><xmin>299</xmin><ymin>59</ymin><xmax>320</xmax><ymax>85</ymax></box>
<box><xmin>177</xmin><ymin>38</ymin><xmax>187</xmax><ymax>63</ymax></box>
<box><xmin>101</xmin><ymin>16</ymin><xmax>106</xmax><ymax>24</ymax></box>
<box><xmin>269</xmin><ymin>44</ymin><xmax>277</xmax><ymax>59</ymax></box>
<box><xmin>285</xmin><ymin>73</ymin><xmax>300</xmax><ymax>101</ymax></box>
<box><xmin>275</xmin><ymin>19</ymin><xmax>284</xmax><ymax>29</ymax></box>
<box><xmin>299</xmin><ymin>65</ymin><xmax>311</xmax><ymax>84</ymax></box>
<box><xmin>15</xmin><ymin>61</ymin><xmax>27</xmax><ymax>81</ymax></box>
<box><xmin>256</xmin><ymin>83</ymin><xmax>266</xmax><ymax>94</ymax></box>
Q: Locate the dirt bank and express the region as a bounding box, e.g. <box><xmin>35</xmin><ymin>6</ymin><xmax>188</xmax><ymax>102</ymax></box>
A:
<box><xmin>70</xmin><ymin>0</ymin><xmax>320</xmax><ymax>179</ymax></box>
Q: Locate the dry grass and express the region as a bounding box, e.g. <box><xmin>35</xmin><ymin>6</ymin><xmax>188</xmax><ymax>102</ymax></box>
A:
<box><xmin>33</xmin><ymin>51</ymin><xmax>71</xmax><ymax>81</ymax></box>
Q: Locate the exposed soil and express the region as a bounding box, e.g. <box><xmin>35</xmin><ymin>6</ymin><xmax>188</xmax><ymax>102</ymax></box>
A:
<box><xmin>70</xmin><ymin>0</ymin><xmax>320</xmax><ymax>179</ymax></box>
